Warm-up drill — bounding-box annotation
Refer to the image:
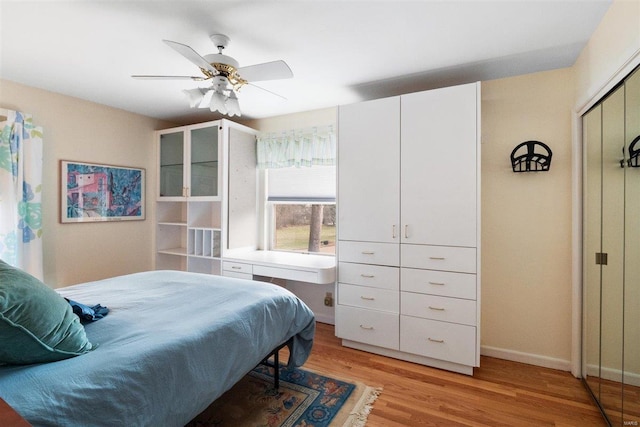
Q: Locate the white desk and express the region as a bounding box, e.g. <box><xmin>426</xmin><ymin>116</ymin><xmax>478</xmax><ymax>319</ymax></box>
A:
<box><xmin>222</xmin><ymin>250</ymin><xmax>336</xmax><ymax>284</ymax></box>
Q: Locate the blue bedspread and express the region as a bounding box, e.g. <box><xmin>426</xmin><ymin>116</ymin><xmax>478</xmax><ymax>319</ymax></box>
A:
<box><xmin>0</xmin><ymin>270</ymin><xmax>316</xmax><ymax>426</ymax></box>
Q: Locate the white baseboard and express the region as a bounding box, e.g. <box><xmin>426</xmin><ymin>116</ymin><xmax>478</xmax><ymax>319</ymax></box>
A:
<box><xmin>314</xmin><ymin>313</ymin><xmax>335</xmax><ymax>325</ymax></box>
<box><xmin>481</xmin><ymin>345</ymin><xmax>572</xmax><ymax>372</ymax></box>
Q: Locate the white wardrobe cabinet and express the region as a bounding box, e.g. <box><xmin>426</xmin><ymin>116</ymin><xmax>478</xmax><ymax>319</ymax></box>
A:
<box><xmin>336</xmin><ymin>82</ymin><xmax>481</xmax><ymax>375</ymax></box>
<box><xmin>337</xmin><ymin>96</ymin><xmax>400</xmax><ymax>244</ymax></box>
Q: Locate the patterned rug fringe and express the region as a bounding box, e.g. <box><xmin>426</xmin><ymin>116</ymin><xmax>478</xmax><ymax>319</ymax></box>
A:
<box><xmin>342</xmin><ymin>386</ymin><xmax>383</xmax><ymax>427</ymax></box>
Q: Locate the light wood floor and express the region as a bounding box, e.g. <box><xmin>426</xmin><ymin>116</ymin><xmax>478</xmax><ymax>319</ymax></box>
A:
<box><xmin>291</xmin><ymin>322</ymin><xmax>606</xmax><ymax>426</ymax></box>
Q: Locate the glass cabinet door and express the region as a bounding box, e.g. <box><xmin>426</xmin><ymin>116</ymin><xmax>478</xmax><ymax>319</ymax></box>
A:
<box><xmin>159</xmin><ymin>131</ymin><xmax>185</xmax><ymax>198</ymax></box>
<box><xmin>190</xmin><ymin>126</ymin><xmax>219</xmax><ymax>198</ymax></box>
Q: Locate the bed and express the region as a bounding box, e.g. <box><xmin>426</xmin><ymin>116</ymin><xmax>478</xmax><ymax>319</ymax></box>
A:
<box><xmin>0</xmin><ymin>268</ymin><xmax>316</xmax><ymax>427</ymax></box>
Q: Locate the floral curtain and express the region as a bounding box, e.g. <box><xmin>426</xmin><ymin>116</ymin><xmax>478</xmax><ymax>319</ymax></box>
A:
<box><xmin>257</xmin><ymin>125</ymin><xmax>335</xmax><ymax>169</ymax></box>
<box><xmin>0</xmin><ymin>110</ymin><xmax>44</xmax><ymax>279</ymax></box>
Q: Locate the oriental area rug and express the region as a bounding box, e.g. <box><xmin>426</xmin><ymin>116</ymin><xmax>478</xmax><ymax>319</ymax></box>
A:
<box><xmin>186</xmin><ymin>365</ymin><xmax>381</xmax><ymax>427</ymax></box>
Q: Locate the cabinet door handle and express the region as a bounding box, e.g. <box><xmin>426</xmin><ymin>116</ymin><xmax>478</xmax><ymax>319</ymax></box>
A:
<box><xmin>231</xmin><ymin>266</ymin><xmax>242</xmax><ymax>270</ymax></box>
<box><xmin>359</xmin><ymin>325</ymin><xmax>374</xmax><ymax>330</ymax></box>
<box><xmin>361</xmin><ymin>251</ymin><xmax>375</xmax><ymax>255</ymax></box>
<box><xmin>428</xmin><ymin>338</ymin><xmax>445</xmax><ymax>343</ymax></box>
<box><xmin>404</xmin><ymin>224</ymin><xmax>409</xmax><ymax>238</ymax></box>
<box><xmin>360</xmin><ymin>274</ymin><xmax>375</xmax><ymax>278</ymax></box>
<box><xmin>360</xmin><ymin>296</ymin><xmax>375</xmax><ymax>301</ymax></box>
<box><xmin>428</xmin><ymin>281</ymin><xmax>445</xmax><ymax>286</ymax></box>
<box><xmin>428</xmin><ymin>306</ymin><xmax>445</xmax><ymax>311</ymax></box>
<box><xmin>392</xmin><ymin>225</ymin><xmax>397</xmax><ymax>239</ymax></box>
<box><xmin>429</xmin><ymin>256</ymin><xmax>446</xmax><ymax>260</ymax></box>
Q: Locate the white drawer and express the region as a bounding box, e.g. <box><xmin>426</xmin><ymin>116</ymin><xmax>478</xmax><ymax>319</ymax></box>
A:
<box><xmin>338</xmin><ymin>283</ymin><xmax>399</xmax><ymax>313</ymax></box>
<box><xmin>401</xmin><ymin>245</ymin><xmax>476</xmax><ymax>273</ymax></box>
<box><xmin>338</xmin><ymin>262</ymin><xmax>399</xmax><ymax>290</ymax></box>
<box><xmin>336</xmin><ymin>305</ymin><xmax>399</xmax><ymax>350</ymax></box>
<box><xmin>339</xmin><ymin>241</ymin><xmax>399</xmax><ymax>266</ymax></box>
<box><xmin>401</xmin><ymin>268</ymin><xmax>476</xmax><ymax>299</ymax></box>
<box><xmin>222</xmin><ymin>271</ymin><xmax>253</xmax><ymax>280</ymax></box>
<box><xmin>401</xmin><ymin>293</ymin><xmax>476</xmax><ymax>326</ymax></box>
<box><xmin>222</xmin><ymin>261</ymin><xmax>253</xmax><ymax>275</ymax></box>
<box><xmin>400</xmin><ymin>316</ymin><xmax>476</xmax><ymax>366</ymax></box>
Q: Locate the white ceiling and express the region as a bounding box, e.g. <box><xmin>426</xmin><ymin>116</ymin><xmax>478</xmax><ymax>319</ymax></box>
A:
<box><xmin>0</xmin><ymin>1</ymin><xmax>611</xmax><ymax>124</ymax></box>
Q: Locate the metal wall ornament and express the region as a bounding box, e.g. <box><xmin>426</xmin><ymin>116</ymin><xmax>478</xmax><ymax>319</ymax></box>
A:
<box><xmin>626</xmin><ymin>135</ymin><xmax>640</xmax><ymax>168</ymax></box>
<box><xmin>510</xmin><ymin>140</ymin><xmax>552</xmax><ymax>172</ymax></box>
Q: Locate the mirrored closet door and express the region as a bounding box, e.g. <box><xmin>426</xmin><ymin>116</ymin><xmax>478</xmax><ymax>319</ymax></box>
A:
<box><xmin>583</xmin><ymin>66</ymin><xmax>640</xmax><ymax>426</ymax></box>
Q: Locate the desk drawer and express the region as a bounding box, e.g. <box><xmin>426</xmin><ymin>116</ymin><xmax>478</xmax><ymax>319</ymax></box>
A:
<box><xmin>338</xmin><ymin>262</ymin><xmax>399</xmax><ymax>290</ymax></box>
<box><xmin>336</xmin><ymin>305</ymin><xmax>399</xmax><ymax>350</ymax></box>
<box><xmin>400</xmin><ymin>316</ymin><xmax>476</xmax><ymax>366</ymax></box>
<box><xmin>401</xmin><ymin>268</ymin><xmax>476</xmax><ymax>299</ymax></box>
<box><xmin>338</xmin><ymin>283</ymin><xmax>399</xmax><ymax>313</ymax></box>
<box><xmin>401</xmin><ymin>293</ymin><xmax>476</xmax><ymax>326</ymax></box>
<box><xmin>222</xmin><ymin>271</ymin><xmax>253</xmax><ymax>280</ymax></box>
<box><xmin>222</xmin><ymin>261</ymin><xmax>253</xmax><ymax>275</ymax></box>
<box><xmin>401</xmin><ymin>245</ymin><xmax>476</xmax><ymax>273</ymax></box>
<box><xmin>339</xmin><ymin>241</ymin><xmax>399</xmax><ymax>266</ymax></box>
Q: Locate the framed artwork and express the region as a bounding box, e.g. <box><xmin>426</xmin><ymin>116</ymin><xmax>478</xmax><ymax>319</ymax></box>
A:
<box><xmin>61</xmin><ymin>160</ymin><xmax>145</xmax><ymax>223</ymax></box>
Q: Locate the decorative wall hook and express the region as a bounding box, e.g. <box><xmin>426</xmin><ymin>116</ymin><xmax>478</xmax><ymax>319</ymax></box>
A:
<box><xmin>628</xmin><ymin>135</ymin><xmax>640</xmax><ymax>168</ymax></box>
<box><xmin>510</xmin><ymin>140</ymin><xmax>552</xmax><ymax>172</ymax></box>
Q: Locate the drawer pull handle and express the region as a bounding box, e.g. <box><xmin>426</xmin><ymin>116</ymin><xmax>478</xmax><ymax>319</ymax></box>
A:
<box><xmin>428</xmin><ymin>281</ymin><xmax>445</xmax><ymax>286</ymax></box>
<box><xmin>428</xmin><ymin>338</ymin><xmax>445</xmax><ymax>343</ymax></box>
<box><xmin>360</xmin><ymin>274</ymin><xmax>375</xmax><ymax>278</ymax></box>
<box><xmin>361</xmin><ymin>251</ymin><xmax>375</xmax><ymax>255</ymax></box>
<box><xmin>429</xmin><ymin>257</ymin><xmax>446</xmax><ymax>260</ymax></box>
<box><xmin>359</xmin><ymin>325</ymin><xmax>374</xmax><ymax>330</ymax></box>
<box><xmin>360</xmin><ymin>296</ymin><xmax>375</xmax><ymax>301</ymax></box>
<box><xmin>231</xmin><ymin>266</ymin><xmax>242</xmax><ymax>270</ymax></box>
<box><xmin>428</xmin><ymin>306</ymin><xmax>445</xmax><ymax>311</ymax></box>
<box><xmin>405</xmin><ymin>224</ymin><xmax>409</xmax><ymax>238</ymax></box>
<box><xmin>392</xmin><ymin>225</ymin><xmax>397</xmax><ymax>239</ymax></box>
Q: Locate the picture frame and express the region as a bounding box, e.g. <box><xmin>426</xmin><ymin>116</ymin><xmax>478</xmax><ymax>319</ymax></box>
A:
<box><xmin>61</xmin><ymin>160</ymin><xmax>145</xmax><ymax>223</ymax></box>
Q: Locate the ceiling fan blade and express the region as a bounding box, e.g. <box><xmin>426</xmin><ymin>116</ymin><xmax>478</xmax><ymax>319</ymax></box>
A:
<box><xmin>132</xmin><ymin>75</ymin><xmax>207</xmax><ymax>81</ymax></box>
<box><xmin>246</xmin><ymin>82</ymin><xmax>288</xmax><ymax>100</ymax></box>
<box><xmin>162</xmin><ymin>40</ymin><xmax>217</xmax><ymax>74</ymax></box>
<box><xmin>238</xmin><ymin>60</ymin><xmax>293</xmax><ymax>82</ymax></box>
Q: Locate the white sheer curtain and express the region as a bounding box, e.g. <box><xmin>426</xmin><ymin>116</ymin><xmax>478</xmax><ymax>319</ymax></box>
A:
<box><xmin>257</xmin><ymin>125</ymin><xmax>335</xmax><ymax>169</ymax></box>
<box><xmin>0</xmin><ymin>110</ymin><xmax>44</xmax><ymax>279</ymax></box>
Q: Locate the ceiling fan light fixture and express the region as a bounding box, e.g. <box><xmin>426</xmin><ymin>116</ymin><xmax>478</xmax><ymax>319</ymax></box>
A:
<box><xmin>209</xmin><ymin>90</ymin><xmax>228</xmax><ymax>114</ymax></box>
<box><xmin>226</xmin><ymin>90</ymin><xmax>241</xmax><ymax>117</ymax></box>
<box><xmin>183</xmin><ymin>88</ymin><xmax>205</xmax><ymax>108</ymax></box>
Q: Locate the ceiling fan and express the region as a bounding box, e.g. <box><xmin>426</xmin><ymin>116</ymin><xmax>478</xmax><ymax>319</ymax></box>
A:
<box><xmin>132</xmin><ymin>34</ymin><xmax>293</xmax><ymax>117</ymax></box>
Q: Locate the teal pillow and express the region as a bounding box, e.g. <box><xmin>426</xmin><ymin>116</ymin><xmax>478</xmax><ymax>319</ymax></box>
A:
<box><xmin>0</xmin><ymin>259</ymin><xmax>93</xmax><ymax>364</ymax></box>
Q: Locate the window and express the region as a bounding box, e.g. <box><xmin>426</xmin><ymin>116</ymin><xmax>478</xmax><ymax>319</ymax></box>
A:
<box><xmin>270</xmin><ymin>203</ymin><xmax>335</xmax><ymax>254</ymax></box>
<box><xmin>267</xmin><ymin>165</ymin><xmax>335</xmax><ymax>255</ymax></box>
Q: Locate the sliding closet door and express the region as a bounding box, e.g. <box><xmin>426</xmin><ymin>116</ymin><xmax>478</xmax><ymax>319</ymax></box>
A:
<box><xmin>624</xmin><ymin>68</ymin><xmax>640</xmax><ymax>424</ymax></box>
<box><xmin>601</xmin><ymin>85</ymin><xmax>625</xmax><ymax>425</ymax></box>
<box><xmin>583</xmin><ymin>104</ymin><xmax>602</xmax><ymax>402</ymax></box>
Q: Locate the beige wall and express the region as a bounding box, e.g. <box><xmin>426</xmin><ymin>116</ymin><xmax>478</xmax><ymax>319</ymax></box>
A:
<box><xmin>574</xmin><ymin>0</ymin><xmax>640</xmax><ymax>110</ymax></box>
<box><xmin>0</xmin><ymin>79</ymin><xmax>173</xmax><ymax>287</ymax></box>
<box><xmin>481</xmin><ymin>68</ymin><xmax>575</xmax><ymax>367</ymax></box>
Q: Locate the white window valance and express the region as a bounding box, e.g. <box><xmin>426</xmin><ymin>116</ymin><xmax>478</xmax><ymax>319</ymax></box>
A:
<box><xmin>257</xmin><ymin>125</ymin><xmax>335</xmax><ymax>169</ymax></box>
